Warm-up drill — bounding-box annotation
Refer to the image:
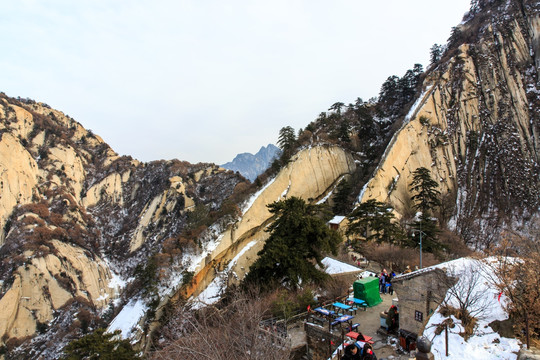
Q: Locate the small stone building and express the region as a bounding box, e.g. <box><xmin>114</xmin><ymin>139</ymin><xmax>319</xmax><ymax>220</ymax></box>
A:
<box><xmin>391</xmin><ymin>267</ymin><xmax>456</xmax><ymax>344</ymax></box>
<box><xmin>327</xmin><ymin>215</ymin><xmax>348</xmax><ymax>237</ymax></box>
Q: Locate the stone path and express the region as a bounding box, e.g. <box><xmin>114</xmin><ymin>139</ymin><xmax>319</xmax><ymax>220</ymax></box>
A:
<box><xmin>348</xmin><ymin>292</ymin><xmax>414</xmax><ymax>360</ymax></box>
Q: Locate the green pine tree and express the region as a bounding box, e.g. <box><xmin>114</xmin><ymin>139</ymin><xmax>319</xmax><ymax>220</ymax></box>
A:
<box><xmin>346</xmin><ymin>199</ymin><xmax>404</xmax><ymax>244</ymax></box>
<box><xmin>409</xmin><ymin>167</ymin><xmax>443</xmax><ymax>252</ymax></box>
<box><xmin>244</xmin><ymin>197</ymin><xmax>341</xmax><ymax>289</ymax></box>
<box><xmin>328</xmin><ymin>102</ymin><xmax>345</xmax><ymax>115</ymax></box>
<box><xmin>277</xmin><ymin>126</ymin><xmax>297</xmax><ymax>164</ymax></box>
<box><xmin>63</xmin><ymin>328</ymin><xmax>141</xmax><ymax>360</ymax></box>
<box><xmin>430</xmin><ymin>43</ymin><xmax>443</xmax><ymax>65</ymax></box>
<box><xmin>332</xmin><ymin>179</ymin><xmax>353</xmax><ymax>215</ymax></box>
<box><xmin>409</xmin><ymin>167</ymin><xmax>441</xmax><ymax>216</ymax></box>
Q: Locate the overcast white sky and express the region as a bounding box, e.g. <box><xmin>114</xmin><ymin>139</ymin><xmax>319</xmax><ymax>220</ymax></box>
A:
<box><xmin>1</xmin><ymin>0</ymin><xmax>470</xmax><ymax>165</ymax></box>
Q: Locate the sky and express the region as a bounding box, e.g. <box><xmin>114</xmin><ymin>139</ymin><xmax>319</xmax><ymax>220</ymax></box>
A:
<box><xmin>1</xmin><ymin>0</ymin><xmax>471</xmax><ymax>165</ymax></box>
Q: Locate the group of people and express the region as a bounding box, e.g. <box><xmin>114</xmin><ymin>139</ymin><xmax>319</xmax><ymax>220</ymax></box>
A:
<box><xmin>378</xmin><ymin>269</ymin><xmax>395</xmax><ymax>295</ymax></box>
<box><xmin>342</xmin><ymin>342</ymin><xmax>377</xmax><ymax>360</ymax></box>
<box><xmin>350</xmin><ymin>253</ymin><xmax>367</xmax><ymax>268</ymax></box>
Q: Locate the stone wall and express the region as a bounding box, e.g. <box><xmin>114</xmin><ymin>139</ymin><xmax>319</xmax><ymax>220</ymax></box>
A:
<box><xmin>305</xmin><ymin>323</ymin><xmax>342</xmax><ymax>360</ymax></box>
<box><xmin>392</xmin><ymin>268</ymin><xmax>453</xmax><ymax>337</ymax></box>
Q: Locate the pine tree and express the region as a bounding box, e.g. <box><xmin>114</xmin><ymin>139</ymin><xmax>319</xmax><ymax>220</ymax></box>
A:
<box><xmin>328</xmin><ymin>102</ymin><xmax>345</xmax><ymax>116</ymax></box>
<box><xmin>63</xmin><ymin>328</ymin><xmax>141</xmax><ymax>359</ymax></box>
<box><xmin>332</xmin><ymin>179</ymin><xmax>353</xmax><ymax>215</ymax></box>
<box><xmin>409</xmin><ymin>167</ymin><xmax>443</xmax><ymax>252</ymax></box>
<box><xmin>277</xmin><ymin>126</ymin><xmax>296</xmax><ymax>152</ymax></box>
<box><xmin>448</xmin><ymin>26</ymin><xmax>463</xmax><ymax>48</ymax></box>
<box><xmin>244</xmin><ymin>197</ymin><xmax>341</xmax><ymax>289</ymax></box>
<box><xmin>409</xmin><ymin>167</ymin><xmax>441</xmax><ymax>215</ymax></box>
<box><xmin>430</xmin><ymin>44</ymin><xmax>443</xmax><ymax>65</ymax></box>
<box><xmin>277</xmin><ymin>126</ymin><xmax>297</xmax><ymax>164</ymax></box>
<box><xmin>346</xmin><ymin>199</ymin><xmax>404</xmax><ymax>244</ymax></box>
<box><xmin>337</xmin><ymin>121</ymin><xmax>351</xmax><ymax>143</ymax></box>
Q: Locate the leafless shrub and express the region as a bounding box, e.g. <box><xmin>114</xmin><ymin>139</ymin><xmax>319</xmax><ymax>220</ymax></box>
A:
<box><xmin>317</xmin><ymin>276</ymin><xmax>352</xmax><ymax>303</ymax></box>
<box><xmin>437</xmin><ymin>260</ymin><xmax>491</xmax><ymax>338</ymax></box>
<box><xmin>152</xmin><ymin>289</ymin><xmax>290</xmax><ymax>360</ymax></box>
<box><xmin>437</xmin><ymin>229</ymin><xmax>475</xmax><ymax>260</ymax></box>
<box><xmin>358</xmin><ymin>242</ymin><xmax>439</xmax><ymax>272</ymax></box>
<box><xmin>20</xmin><ymin>201</ymin><xmax>50</xmax><ymax>218</ymax></box>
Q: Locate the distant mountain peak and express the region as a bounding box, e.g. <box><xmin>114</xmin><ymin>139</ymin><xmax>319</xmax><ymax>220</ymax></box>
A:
<box><xmin>221</xmin><ymin>144</ymin><xmax>281</xmax><ymax>181</ymax></box>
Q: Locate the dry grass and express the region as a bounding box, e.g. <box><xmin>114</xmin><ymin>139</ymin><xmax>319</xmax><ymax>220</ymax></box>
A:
<box><xmin>439</xmin><ymin>304</ymin><xmax>477</xmax><ymax>340</ymax></box>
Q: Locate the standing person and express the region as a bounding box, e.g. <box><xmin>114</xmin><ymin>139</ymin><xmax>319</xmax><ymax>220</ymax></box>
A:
<box><xmin>386</xmin><ymin>305</ymin><xmax>399</xmax><ymax>333</ymax></box>
<box><xmin>380</xmin><ymin>269</ymin><xmax>388</xmax><ymax>294</ymax></box>
<box><xmin>387</xmin><ymin>273</ymin><xmax>394</xmax><ymax>295</ymax></box>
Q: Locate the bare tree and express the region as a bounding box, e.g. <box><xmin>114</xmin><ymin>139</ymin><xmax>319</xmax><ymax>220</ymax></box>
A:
<box><xmin>151</xmin><ymin>289</ymin><xmax>291</xmax><ymax>360</ymax></box>
<box><xmin>437</xmin><ymin>260</ymin><xmax>491</xmax><ymax>337</ymax></box>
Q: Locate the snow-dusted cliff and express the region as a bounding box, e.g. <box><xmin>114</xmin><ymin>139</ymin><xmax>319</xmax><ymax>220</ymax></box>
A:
<box><xmin>361</xmin><ymin>1</ymin><xmax>540</xmax><ymax>246</ymax></box>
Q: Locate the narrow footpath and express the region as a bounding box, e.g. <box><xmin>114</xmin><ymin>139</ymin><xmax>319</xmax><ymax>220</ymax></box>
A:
<box><xmin>351</xmin><ymin>291</ymin><xmax>413</xmax><ymax>359</ymax></box>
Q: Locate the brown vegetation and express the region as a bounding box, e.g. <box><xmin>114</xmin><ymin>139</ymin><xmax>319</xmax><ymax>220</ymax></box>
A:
<box><xmin>152</xmin><ymin>288</ymin><xmax>290</xmax><ymax>360</ymax></box>
<box><xmin>487</xmin><ymin>229</ymin><xmax>540</xmax><ymax>347</ymax></box>
<box><xmin>354</xmin><ymin>241</ymin><xmax>439</xmax><ymax>272</ymax></box>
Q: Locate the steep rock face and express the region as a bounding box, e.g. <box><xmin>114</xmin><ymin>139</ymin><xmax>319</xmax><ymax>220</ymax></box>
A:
<box><xmin>0</xmin><ymin>240</ymin><xmax>114</xmax><ymax>343</ymax></box>
<box><xmin>121</xmin><ymin>145</ymin><xmax>357</xmax><ymax>350</ymax></box>
<box><xmin>361</xmin><ymin>1</ymin><xmax>540</xmax><ymax>244</ymax></box>
<box><xmin>2</xmin><ymin>2</ymin><xmax>538</xmax><ymax>356</ymax></box>
<box><xmin>0</xmin><ymin>133</ymin><xmax>40</xmax><ymax>244</ymax></box>
<box><xmin>189</xmin><ymin>145</ymin><xmax>356</xmax><ymax>295</ymax></box>
<box><xmin>82</xmin><ymin>171</ymin><xmax>131</xmax><ymax>208</ymax></box>
<box><xmin>0</xmin><ymin>95</ymin><xmax>245</xmax><ymax>356</ymax></box>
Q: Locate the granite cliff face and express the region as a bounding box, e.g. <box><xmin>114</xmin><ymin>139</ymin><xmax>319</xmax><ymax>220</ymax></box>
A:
<box><xmin>206</xmin><ymin>145</ymin><xmax>355</xmax><ymax>284</ymax></box>
<box><xmin>360</xmin><ymin>0</ymin><xmax>540</xmax><ymax>246</ymax></box>
<box><xmin>0</xmin><ymin>95</ymin><xmax>245</xmax><ymax>356</ymax></box>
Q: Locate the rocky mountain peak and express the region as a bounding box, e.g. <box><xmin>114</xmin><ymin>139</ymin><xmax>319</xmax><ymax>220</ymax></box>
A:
<box><xmin>221</xmin><ymin>144</ymin><xmax>281</xmax><ymax>182</ymax></box>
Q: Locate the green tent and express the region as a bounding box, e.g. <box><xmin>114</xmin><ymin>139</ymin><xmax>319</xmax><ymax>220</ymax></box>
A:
<box><xmin>353</xmin><ymin>276</ymin><xmax>382</xmax><ymax>307</ymax></box>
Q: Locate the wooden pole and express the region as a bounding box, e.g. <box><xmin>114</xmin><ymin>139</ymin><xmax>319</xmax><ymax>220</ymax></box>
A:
<box><xmin>445</xmin><ymin>323</ymin><xmax>449</xmax><ymax>356</ymax></box>
<box><xmin>525</xmin><ymin>311</ymin><xmax>530</xmax><ymax>350</ymax></box>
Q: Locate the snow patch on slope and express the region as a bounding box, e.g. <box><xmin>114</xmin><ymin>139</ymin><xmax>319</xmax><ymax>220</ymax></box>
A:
<box><xmin>421</xmin><ymin>257</ymin><xmax>521</xmax><ymax>360</ymax></box>
<box><xmin>108</xmin><ymin>299</ymin><xmax>146</xmax><ymax>340</ymax></box>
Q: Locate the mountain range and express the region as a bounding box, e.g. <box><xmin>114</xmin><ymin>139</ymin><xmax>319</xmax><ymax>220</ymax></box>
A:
<box><xmin>0</xmin><ymin>0</ymin><xmax>539</xmax><ymax>358</ymax></box>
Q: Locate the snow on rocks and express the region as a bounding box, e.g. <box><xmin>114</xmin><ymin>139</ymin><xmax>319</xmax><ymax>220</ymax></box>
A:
<box><xmin>191</xmin><ymin>240</ymin><xmax>259</xmax><ymax>309</ymax></box>
<box><xmin>108</xmin><ymin>299</ymin><xmax>146</xmax><ymax>340</ymax></box>
<box><xmin>241</xmin><ymin>176</ymin><xmax>277</xmax><ymax>215</ymax></box>
<box><xmin>321</xmin><ymin>257</ymin><xmax>361</xmax><ymax>275</ymax></box>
